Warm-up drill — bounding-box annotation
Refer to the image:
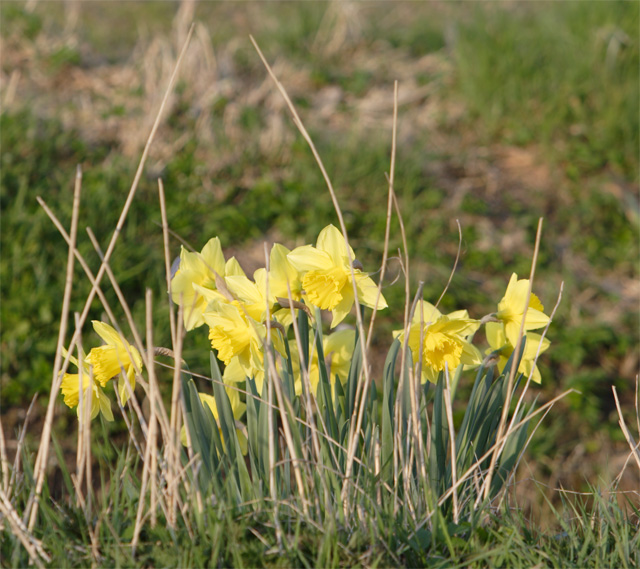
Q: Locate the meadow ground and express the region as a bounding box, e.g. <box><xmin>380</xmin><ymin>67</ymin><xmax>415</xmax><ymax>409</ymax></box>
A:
<box><xmin>1</xmin><ymin>2</ymin><xmax>639</xmax><ymax>566</ymax></box>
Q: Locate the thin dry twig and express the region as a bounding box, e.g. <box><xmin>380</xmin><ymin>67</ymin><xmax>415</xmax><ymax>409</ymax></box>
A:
<box><xmin>27</xmin><ymin>25</ymin><xmax>195</xmax><ymax>531</ymax></box>
<box><xmin>613</xmin><ymin>381</ymin><xmax>640</xmax><ymax>474</ymax></box>
<box><xmin>482</xmin><ymin>217</ymin><xmax>544</xmax><ymax>502</ymax></box>
<box><xmin>26</xmin><ymin>166</ymin><xmax>81</xmax><ymax>527</ymax></box>
<box><xmin>0</xmin><ymin>490</ymin><xmax>50</xmax><ymax>568</ymax></box>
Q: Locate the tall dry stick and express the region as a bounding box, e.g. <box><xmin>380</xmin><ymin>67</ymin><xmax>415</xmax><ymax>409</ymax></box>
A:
<box><xmin>132</xmin><ymin>290</ymin><xmax>159</xmax><ymax>552</ymax></box>
<box><xmin>248</xmin><ymin>37</ymin><xmax>374</xmax><ymax>512</ymax></box>
<box><xmin>482</xmin><ymin>218</ymin><xmax>543</xmax><ymax>502</ymax></box>
<box><xmin>25</xmin><ymin>166</ymin><xmax>81</xmax><ymax>526</ymax></box>
<box><xmin>27</xmin><ymin>27</ymin><xmax>195</xmax><ymax>531</ymax></box>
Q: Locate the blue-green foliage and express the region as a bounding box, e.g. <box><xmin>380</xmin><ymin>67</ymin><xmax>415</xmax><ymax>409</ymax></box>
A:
<box><xmin>182</xmin><ymin>306</ymin><xmax>534</xmax><ymax>526</ymax></box>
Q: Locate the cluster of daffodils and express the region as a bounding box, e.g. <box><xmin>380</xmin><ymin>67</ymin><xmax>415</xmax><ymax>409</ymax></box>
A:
<box><xmin>171</xmin><ymin>224</ymin><xmax>385</xmax><ymax>396</ymax></box>
<box><xmin>394</xmin><ymin>273</ymin><xmax>550</xmax><ymax>384</ymax></box>
<box><xmin>60</xmin><ymin>224</ymin><xmax>551</xmax><ymax>434</ymax></box>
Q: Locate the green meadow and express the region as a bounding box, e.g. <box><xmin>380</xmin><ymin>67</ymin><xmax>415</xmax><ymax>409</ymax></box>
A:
<box><xmin>1</xmin><ymin>2</ymin><xmax>638</xmax><ymax>566</ymax></box>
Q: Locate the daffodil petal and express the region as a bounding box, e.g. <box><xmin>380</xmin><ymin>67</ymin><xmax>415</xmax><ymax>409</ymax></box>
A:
<box><xmin>92</xmin><ymin>321</ymin><xmax>123</xmax><ymax>346</ymax></box>
<box><xmin>200</xmin><ymin>237</ymin><xmax>226</xmax><ymax>275</ymax></box>
<box><xmin>355</xmin><ymin>274</ymin><xmax>387</xmax><ymax>310</ymax></box>
<box><xmin>330</xmin><ymin>285</ymin><xmax>354</xmax><ymax>328</ymax></box>
<box><xmin>523</xmin><ymin>307</ymin><xmax>550</xmax><ymax>331</ymax></box>
<box><xmin>316</xmin><ymin>224</ymin><xmax>355</xmax><ymax>266</ymax></box>
<box><xmin>225</xmin><ymin>256</ymin><xmax>245</xmax><ymax>277</ymax></box>
<box><xmin>287</xmin><ymin>246</ymin><xmax>332</xmax><ymax>272</ymax></box>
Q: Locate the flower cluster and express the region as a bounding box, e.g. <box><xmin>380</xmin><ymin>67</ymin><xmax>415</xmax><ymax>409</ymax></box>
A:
<box><xmin>59</xmin><ymin>223</ymin><xmax>552</xmax><ymax>442</ymax></box>
<box><xmin>171</xmin><ymin>224</ymin><xmax>386</xmax><ymax>394</ymax></box>
<box><xmin>394</xmin><ymin>273</ymin><xmax>550</xmax><ymax>384</ymax></box>
<box><xmin>60</xmin><ymin>321</ymin><xmax>142</xmax><ymax>421</ymax></box>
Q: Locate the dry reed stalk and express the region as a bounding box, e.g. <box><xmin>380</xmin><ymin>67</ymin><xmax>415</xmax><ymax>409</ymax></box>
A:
<box><xmin>365</xmin><ymin>79</ymin><xmax>398</xmax><ymax>351</ymax></box>
<box><xmin>168</xmin><ymin>302</ymin><xmax>186</xmax><ymax>528</ymax></box>
<box><xmin>248</xmin><ymin>38</ymin><xmax>374</xmax><ymax>512</ymax></box>
<box><xmin>443</xmin><ymin>364</ymin><xmax>460</xmax><ymax>523</ymax></box>
<box><xmin>0</xmin><ymin>421</ymin><xmax>8</xmax><ymax>498</ymax></box>
<box><xmin>266</xmin><ymin>322</ymin><xmax>280</xmax><ymax>543</ymax></box>
<box><xmin>0</xmin><ymin>490</ymin><xmax>50</xmax><ymax>568</ymax></box>
<box><xmin>25</xmin><ymin>166</ymin><xmax>81</xmax><ymax>528</ymax></box>
<box><xmin>132</xmin><ymin>290</ymin><xmax>159</xmax><ymax>551</ymax></box>
<box><xmin>73</xmin><ymin>314</ymin><xmax>87</xmax><ymax>511</ymax></box>
<box><xmin>156</xmin><ymin>178</ymin><xmax>183</xmax><ymax>514</ymax></box>
<box><xmin>389</xmin><ymin>190</ymin><xmax>411</xmax><ymax>516</ymax></box>
<box><xmin>158</xmin><ymin>180</ymin><xmax>177</xmax><ymax>352</ymax></box>
<box><xmin>613</xmin><ymin>381</ymin><xmax>640</xmax><ymax>473</ymax></box>
<box><xmin>262</xmin><ymin>244</ymin><xmax>310</xmax><ymax>518</ymax></box>
<box><xmin>482</xmin><ymin>217</ymin><xmax>544</xmax><ymax>503</ymax></box>
<box><xmin>27</xmin><ymin>27</ymin><xmax>195</xmax><ymax>531</ymax></box>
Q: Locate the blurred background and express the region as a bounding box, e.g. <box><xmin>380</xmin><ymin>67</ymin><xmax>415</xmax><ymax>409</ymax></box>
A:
<box><xmin>1</xmin><ymin>1</ymin><xmax>638</xmax><ymax>521</ymax></box>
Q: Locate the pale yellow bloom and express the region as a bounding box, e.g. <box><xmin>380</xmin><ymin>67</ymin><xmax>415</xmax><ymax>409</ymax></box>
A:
<box><xmin>287</xmin><ymin>329</ymin><xmax>356</xmax><ymax>395</ymax></box>
<box><xmin>224</xmin><ymin>271</ymin><xmax>272</xmax><ymax>322</ymax></box>
<box><xmin>224</xmin><ymin>245</ymin><xmax>305</xmax><ymax>327</ymax></box>
<box><xmin>60</xmin><ymin>349</ymin><xmax>113</xmax><ymax>422</ymax></box>
<box><xmin>180</xmin><ymin>388</ymin><xmax>247</xmax><ymax>454</ymax></box>
<box><xmin>496</xmin><ymin>273</ymin><xmax>550</xmax><ymax>347</ymax></box>
<box><xmin>88</xmin><ymin>321</ymin><xmax>142</xmax><ymax>405</ymax></box>
<box><xmin>485</xmin><ymin>321</ymin><xmax>550</xmax><ymax>384</ymax></box>
<box><xmin>395</xmin><ymin>301</ymin><xmax>481</xmax><ymax>384</ymax></box>
<box><xmin>287</xmin><ymin>225</ymin><xmax>387</xmax><ymax>328</ymax></box>
<box><xmin>204</xmin><ymin>299</ymin><xmax>284</xmax><ymax>390</ymax></box>
<box><xmin>170</xmin><ymin>237</ymin><xmax>244</xmax><ymax>330</ymax></box>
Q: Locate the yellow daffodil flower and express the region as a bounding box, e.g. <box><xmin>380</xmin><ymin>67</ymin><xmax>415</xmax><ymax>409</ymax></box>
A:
<box><xmin>485</xmin><ymin>321</ymin><xmax>550</xmax><ymax>384</ymax></box>
<box><xmin>287</xmin><ymin>224</ymin><xmax>387</xmax><ymax>328</ymax></box>
<box><xmin>395</xmin><ymin>301</ymin><xmax>482</xmax><ymax>384</ymax></box>
<box><xmin>204</xmin><ymin>299</ymin><xmax>285</xmax><ymax>390</ymax></box>
<box><xmin>224</xmin><ymin>270</ymin><xmax>272</xmax><ymax>322</ymax></box>
<box><xmin>496</xmin><ymin>273</ymin><xmax>550</xmax><ymax>347</ymax></box>
<box><xmin>180</xmin><ymin>388</ymin><xmax>247</xmax><ymax>454</ymax></box>
<box><xmin>286</xmin><ymin>329</ymin><xmax>356</xmax><ymax>395</ymax></box>
<box><xmin>224</xmin><ymin>245</ymin><xmax>305</xmax><ymax>327</ymax></box>
<box><xmin>170</xmin><ymin>237</ymin><xmax>244</xmax><ymax>330</ymax></box>
<box><xmin>60</xmin><ymin>348</ymin><xmax>113</xmax><ymax>422</ymax></box>
<box><xmin>88</xmin><ymin>321</ymin><xmax>142</xmax><ymax>405</ymax></box>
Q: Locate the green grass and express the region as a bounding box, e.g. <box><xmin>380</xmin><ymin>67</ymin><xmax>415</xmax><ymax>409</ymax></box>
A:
<box><xmin>3</xmin><ymin>437</ymin><xmax>638</xmax><ymax>568</ymax></box>
<box><xmin>453</xmin><ymin>1</ymin><xmax>639</xmax><ymax>182</ymax></box>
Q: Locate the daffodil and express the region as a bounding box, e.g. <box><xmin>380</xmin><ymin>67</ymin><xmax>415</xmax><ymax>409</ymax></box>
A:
<box><xmin>60</xmin><ymin>348</ymin><xmax>113</xmax><ymax>422</ymax></box>
<box><xmin>180</xmin><ymin>388</ymin><xmax>247</xmax><ymax>454</ymax></box>
<box><xmin>224</xmin><ymin>270</ymin><xmax>272</xmax><ymax>322</ymax></box>
<box><xmin>496</xmin><ymin>273</ymin><xmax>550</xmax><ymax>347</ymax></box>
<box><xmin>310</xmin><ymin>329</ymin><xmax>355</xmax><ymax>394</ymax></box>
<box><xmin>287</xmin><ymin>224</ymin><xmax>387</xmax><ymax>328</ymax></box>
<box><xmin>485</xmin><ymin>321</ymin><xmax>550</xmax><ymax>384</ymax></box>
<box><xmin>395</xmin><ymin>300</ymin><xmax>482</xmax><ymax>384</ymax></box>
<box><xmin>88</xmin><ymin>321</ymin><xmax>142</xmax><ymax>405</ymax></box>
<box><xmin>287</xmin><ymin>329</ymin><xmax>356</xmax><ymax>395</ymax></box>
<box><xmin>224</xmin><ymin>245</ymin><xmax>305</xmax><ymax>327</ymax></box>
<box><xmin>170</xmin><ymin>237</ymin><xmax>244</xmax><ymax>330</ymax></box>
<box><xmin>204</xmin><ymin>299</ymin><xmax>284</xmax><ymax>390</ymax></box>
